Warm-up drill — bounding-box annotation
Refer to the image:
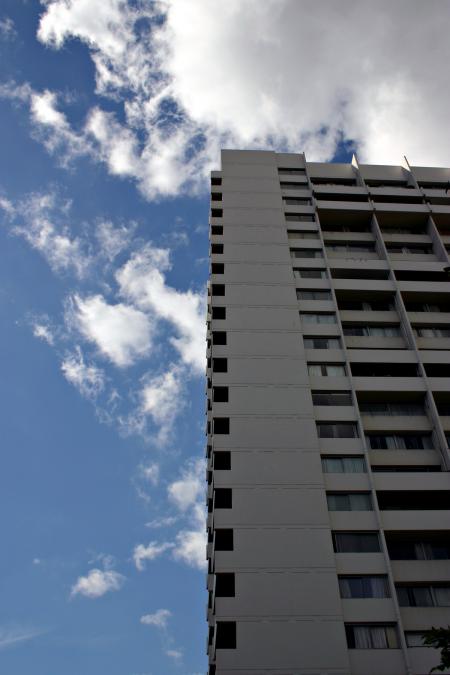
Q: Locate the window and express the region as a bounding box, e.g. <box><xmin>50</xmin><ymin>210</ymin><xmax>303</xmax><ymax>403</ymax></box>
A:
<box><xmin>304</xmin><ymin>337</ymin><xmax>341</xmax><ymax>349</ymax></box>
<box><xmin>211</xmin><ymin>192</ymin><xmax>222</xmax><ymax>201</ymax></box>
<box><xmin>288</xmin><ymin>230</ymin><xmax>319</xmax><ymax>239</ymax></box>
<box><xmin>211</xmin><ymin>243</ymin><xmax>223</xmax><ymax>254</ymax></box>
<box><xmin>308</xmin><ymin>363</ymin><xmax>346</xmax><ymax>377</ymax></box>
<box><xmin>211</xmin><ymin>177</ymin><xmax>222</xmax><ymax>186</ymax></box>
<box><xmin>212</xmin><ymin>306</ymin><xmax>226</xmax><ymax>320</ymax></box>
<box><xmin>283</xmin><ymin>197</ymin><xmax>311</xmax><ymax>206</ymax></box>
<box><xmin>326</xmin><ymin>243</ymin><xmax>375</xmax><ymax>252</ymax></box>
<box><xmin>294</xmin><ymin>268</ymin><xmax>327</xmax><ymax>279</ymax></box>
<box><xmin>339</xmin><ymin>576</ymin><xmax>390</xmax><ymax>599</ymax></box>
<box><xmin>376</xmin><ymin>490</ymin><xmax>450</xmax><ymax>511</ymax></box>
<box><xmin>386</xmin><ymin>534</ymin><xmax>450</xmax><ymax>560</ymax></box>
<box><xmin>211</xmin><ymin>225</ymin><xmax>223</xmax><ymax>235</ymax></box>
<box><xmin>312</xmin><ymin>391</ymin><xmax>352</xmax><ymax>406</ymax></box>
<box><xmin>345</xmin><ymin>624</ymin><xmax>399</xmax><ymax>649</ymax></box>
<box><xmin>213</xmin><ymin>418</ymin><xmax>230</xmax><ymax>434</ymax></box>
<box><xmin>290</xmin><ymin>248</ymin><xmax>323</xmax><ymax>259</ymax></box>
<box><xmin>212</xmin><ymin>331</ymin><xmax>226</xmax><ymax>345</ymax></box>
<box><xmin>397</xmin><ymin>585</ymin><xmax>450</xmax><ymax>607</ymax></box>
<box><xmin>213</xmin><ymin>386</ymin><xmax>228</xmax><ymax>402</ymax></box>
<box><xmin>286</xmin><ymin>214</ymin><xmax>315</xmax><ymax>222</ymax></box>
<box><xmin>213</xmin><ymin>358</ymin><xmax>227</xmax><ymax>372</ymax></box>
<box><xmin>386</xmin><ymin>244</ymin><xmax>432</xmax><ymax>255</ymax></box>
<box><xmin>215</xmin><ymin>529</ymin><xmax>233</xmax><ymax>550</ymax></box>
<box><xmin>322</xmin><ymin>456</ymin><xmax>366</xmax><ymax>473</ymax></box>
<box><xmin>214</xmin><ymin>451</ymin><xmax>231</xmax><ymax>470</ymax></box>
<box><xmin>333</xmin><ymin>532</ymin><xmax>381</xmax><ymax>553</ymax></box>
<box><xmin>297</xmin><ymin>290</ymin><xmax>332</xmax><ymax>301</ymax></box>
<box><xmin>214</xmin><ymin>488</ymin><xmax>232</xmax><ymax>509</ymax></box>
<box><xmin>211</xmin><ymin>263</ymin><xmax>224</xmax><ymax>274</ymax></box>
<box><xmin>359</xmin><ymin>402</ymin><xmax>424</xmax><ymax>416</ymax></box>
<box><xmin>371</xmin><ymin>465</ymin><xmax>441</xmax><ymax>473</ymax></box>
<box><xmin>280</xmin><ymin>181</ymin><xmax>308</xmax><ymax>189</ymax></box>
<box><xmin>215</xmin><ymin>573</ymin><xmax>235</xmax><ymax>597</ymax></box>
<box><xmin>215</xmin><ymin>621</ymin><xmax>236</xmax><ymax>649</ymax></box>
<box><xmin>278</xmin><ymin>167</ymin><xmax>306</xmax><ymax>175</ymax></box>
<box><xmin>317</xmin><ymin>423</ymin><xmax>359</xmax><ymax>439</ymax></box>
<box><xmin>405</xmin><ymin>632</ymin><xmax>426</xmax><ymax>648</ymax></box>
<box><xmin>413</xmin><ymin>327</ymin><xmax>450</xmax><ymax>338</ymax></box>
<box><xmin>366</xmin><ymin>434</ymin><xmax>432</xmax><ymax>450</ymax></box>
<box><xmin>338</xmin><ymin>300</ymin><xmax>394</xmax><ymax>312</ymax></box>
<box><xmin>301</xmin><ymin>312</ymin><xmax>336</xmax><ymax>324</ymax></box>
<box><xmin>211</xmin><ymin>208</ymin><xmax>223</xmax><ymax>218</ymax></box>
<box><xmin>327</xmin><ymin>492</ymin><xmax>372</xmax><ymax>511</ymax></box>
<box><xmin>343</xmin><ymin>325</ymin><xmax>400</xmax><ymax>337</ymax></box>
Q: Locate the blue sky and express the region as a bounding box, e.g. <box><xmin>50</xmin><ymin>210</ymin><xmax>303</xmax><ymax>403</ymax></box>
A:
<box><xmin>0</xmin><ymin>1</ymin><xmax>449</xmax><ymax>674</ymax></box>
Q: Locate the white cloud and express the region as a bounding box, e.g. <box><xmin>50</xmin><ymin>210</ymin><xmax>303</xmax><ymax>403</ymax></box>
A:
<box><xmin>138</xmin><ymin>364</ymin><xmax>185</xmax><ymax>444</ymax></box>
<box><xmin>116</xmin><ymin>244</ymin><xmax>206</xmax><ymax>373</ymax></box>
<box><xmin>95</xmin><ymin>219</ymin><xmax>134</xmax><ymax>261</ymax></box>
<box><xmin>140</xmin><ymin>609</ymin><xmax>171</xmax><ymax>630</ymax></box>
<box><xmin>172</xmin><ymin>528</ymin><xmax>206</xmax><ymax>571</ymax></box>
<box><xmin>61</xmin><ymin>347</ymin><xmax>105</xmax><ymax>399</ymax></box>
<box><xmin>0</xmin><ymin>626</ymin><xmax>45</xmax><ymax>650</ymax></box>
<box><xmin>27</xmin><ymin>0</ymin><xmax>450</xmax><ymax>201</ymax></box>
<box><xmin>68</xmin><ymin>293</ymin><xmax>153</xmax><ymax>367</ymax></box>
<box><xmin>133</xmin><ymin>541</ymin><xmax>173</xmax><ymax>571</ymax></box>
<box><xmin>71</xmin><ymin>567</ymin><xmax>125</xmax><ymax>599</ymax></box>
<box><xmin>168</xmin><ymin>459</ymin><xmax>204</xmax><ymax>513</ymax></box>
<box><xmin>0</xmin><ymin>196</ymin><xmax>15</xmax><ymax>215</ymax></box>
<box><xmin>32</xmin><ymin>322</ymin><xmax>55</xmax><ymax>346</ymax></box>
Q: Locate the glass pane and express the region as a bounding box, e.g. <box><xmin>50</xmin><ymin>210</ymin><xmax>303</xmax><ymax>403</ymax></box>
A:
<box><xmin>434</xmin><ymin>586</ymin><xmax>450</xmax><ymax>606</ymax></box>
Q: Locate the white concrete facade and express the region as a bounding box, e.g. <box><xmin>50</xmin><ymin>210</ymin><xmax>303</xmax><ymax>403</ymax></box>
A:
<box><xmin>206</xmin><ymin>150</ymin><xmax>450</xmax><ymax>675</ymax></box>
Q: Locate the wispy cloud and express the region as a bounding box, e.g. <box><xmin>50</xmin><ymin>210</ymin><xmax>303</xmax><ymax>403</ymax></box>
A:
<box><xmin>61</xmin><ymin>347</ymin><xmax>105</xmax><ymax>399</ymax></box>
<box><xmin>0</xmin><ymin>625</ymin><xmax>46</xmax><ymax>650</ymax></box>
<box><xmin>0</xmin><ymin>17</ymin><xmax>17</xmax><ymax>41</ymax></box>
<box><xmin>140</xmin><ymin>609</ymin><xmax>171</xmax><ymax>630</ymax></box>
<box><xmin>133</xmin><ymin>541</ymin><xmax>174</xmax><ymax>572</ymax></box>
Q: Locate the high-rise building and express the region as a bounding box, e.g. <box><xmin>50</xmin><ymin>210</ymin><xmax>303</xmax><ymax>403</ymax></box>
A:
<box><xmin>206</xmin><ymin>149</ymin><xmax>450</xmax><ymax>675</ymax></box>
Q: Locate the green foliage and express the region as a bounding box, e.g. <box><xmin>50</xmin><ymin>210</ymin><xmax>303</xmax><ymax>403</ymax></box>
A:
<box><xmin>421</xmin><ymin>627</ymin><xmax>450</xmax><ymax>672</ymax></box>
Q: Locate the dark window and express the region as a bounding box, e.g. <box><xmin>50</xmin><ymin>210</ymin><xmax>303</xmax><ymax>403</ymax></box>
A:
<box><xmin>215</xmin><ymin>488</ymin><xmax>232</xmax><ymax>509</ymax></box>
<box><xmin>366</xmin><ymin>434</ymin><xmax>432</xmax><ymax>450</ymax></box>
<box><xmin>317</xmin><ymin>422</ymin><xmax>359</xmax><ymax>438</ymax></box>
<box><xmin>284</xmin><ymin>197</ymin><xmax>311</xmax><ymax>205</ymax></box>
<box><xmin>212</xmin><ymin>331</ymin><xmax>227</xmax><ymax>345</ymax></box>
<box><xmin>297</xmin><ymin>290</ymin><xmax>332</xmax><ymax>301</ymax></box>
<box><xmin>312</xmin><ymin>391</ymin><xmax>352</xmax><ymax>406</ymax></box>
<box><xmin>211</xmin><ymin>192</ymin><xmax>222</xmax><ymax>201</ymax></box>
<box><xmin>339</xmin><ymin>576</ymin><xmax>390</xmax><ymax>599</ymax></box>
<box><xmin>294</xmin><ymin>268</ymin><xmax>327</xmax><ymax>279</ymax></box>
<box><xmin>211</xmin><ymin>208</ymin><xmax>223</xmax><ymax>218</ymax></box>
<box><xmin>211</xmin><ymin>243</ymin><xmax>224</xmax><ymax>254</ymax></box>
<box><xmin>377</xmin><ymin>490</ymin><xmax>450</xmax><ymax>511</ymax></box>
<box><xmin>215</xmin><ymin>529</ymin><xmax>233</xmax><ymax>551</ymax></box>
<box><xmin>290</xmin><ymin>248</ymin><xmax>323</xmax><ymax>258</ymax></box>
<box><xmin>304</xmin><ymin>337</ymin><xmax>341</xmax><ymax>349</ymax></box>
<box><xmin>211</xmin><ymin>177</ymin><xmax>222</xmax><ymax>186</ymax></box>
<box><xmin>212</xmin><ymin>306</ymin><xmax>226</xmax><ymax>320</ymax></box>
<box><xmin>211</xmin><ymin>225</ymin><xmax>223</xmax><ymax>235</ymax></box>
<box><xmin>327</xmin><ymin>493</ymin><xmax>372</xmax><ymax>511</ymax></box>
<box><xmin>386</xmin><ymin>534</ymin><xmax>450</xmax><ymax>560</ymax></box>
<box><xmin>212</xmin><ymin>284</ymin><xmax>225</xmax><ymax>296</ymax></box>
<box><xmin>286</xmin><ymin>214</ymin><xmax>315</xmax><ymax>222</ymax></box>
<box><xmin>322</xmin><ymin>456</ymin><xmax>366</xmax><ymax>473</ymax></box>
<box><xmin>211</xmin><ymin>263</ymin><xmax>224</xmax><ymax>274</ymax></box>
<box><xmin>213</xmin><ymin>386</ymin><xmax>229</xmax><ymax>402</ymax></box>
<box><xmin>280</xmin><ymin>181</ymin><xmax>308</xmax><ymax>189</ymax></box>
<box><xmin>216</xmin><ymin>621</ymin><xmax>236</xmax><ymax>649</ymax></box>
<box><xmin>278</xmin><ymin>167</ymin><xmax>306</xmax><ymax>175</ymax></box>
<box><xmin>396</xmin><ymin>584</ymin><xmax>450</xmax><ymax>607</ymax></box>
<box><xmin>214</xmin><ymin>451</ymin><xmax>231</xmax><ymax>470</ymax></box>
<box><xmin>213</xmin><ymin>358</ymin><xmax>227</xmax><ymax>372</ymax></box>
<box><xmin>345</xmin><ymin>624</ymin><xmax>398</xmax><ymax>649</ymax></box>
<box><xmin>371</xmin><ymin>465</ymin><xmax>440</xmax><ymax>473</ymax></box>
<box><xmin>215</xmin><ymin>573</ymin><xmax>235</xmax><ymax>597</ymax></box>
<box><xmin>213</xmin><ymin>417</ymin><xmax>230</xmax><ymax>434</ymax></box>
<box><xmin>333</xmin><ymin>532</ymin><xmax>381</xmax><ymax>553</ymax></box>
